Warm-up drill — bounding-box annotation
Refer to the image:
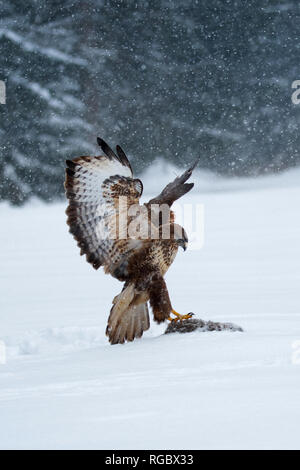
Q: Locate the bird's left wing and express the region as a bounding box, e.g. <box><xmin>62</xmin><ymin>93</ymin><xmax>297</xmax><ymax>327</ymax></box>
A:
<box><xmin>65</xmin><ymin>139</ymin><xmax>143</xmax><ymax>271</ymax></box>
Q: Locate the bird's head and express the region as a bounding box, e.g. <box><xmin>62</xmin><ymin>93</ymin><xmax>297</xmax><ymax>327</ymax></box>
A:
<box><xmin>172</xmin><ymin>224</ymin><xmax>188</xmax><ymax>251</ymax></box>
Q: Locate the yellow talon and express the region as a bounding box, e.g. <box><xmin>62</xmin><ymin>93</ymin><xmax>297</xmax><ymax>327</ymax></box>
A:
<box><xmin>168</xmin><ymin>309</ymin><xmax>194</xmax><ymax>322</ymax></box>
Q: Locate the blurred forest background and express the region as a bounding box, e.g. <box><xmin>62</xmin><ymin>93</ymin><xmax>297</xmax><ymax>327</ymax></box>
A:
<box><xmin>0</xmin><ymin>0</ymin><xmax>300</xmax><ymax>204</ymax></box>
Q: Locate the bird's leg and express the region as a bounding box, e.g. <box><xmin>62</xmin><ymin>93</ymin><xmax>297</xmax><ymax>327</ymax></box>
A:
<box><xmin>168</xmin><ymin>309</ymin><xmax>194</xmax><ymax>322</ymax></box>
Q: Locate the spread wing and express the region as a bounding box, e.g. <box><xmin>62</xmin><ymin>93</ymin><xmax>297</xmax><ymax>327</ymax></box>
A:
<box><xmin>65</xmin><ymin>138</ymin><xmax>143</xmax><ymax>272</ymax></box>
<box><xmin>146</xmin><ymin>158</ymin><xmax>199</xmax><ymax>208</ymax></box>
<box><xmin>144</xmin><ymin>158</ymin><xmax>199</xmax><ymax>231</ymax></box>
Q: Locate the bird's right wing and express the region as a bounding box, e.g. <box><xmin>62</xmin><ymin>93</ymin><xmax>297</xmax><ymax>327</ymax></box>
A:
<box><xmin>65</xmin><ymin>138</ymin><xmax>144</xmax><ymax>271</ymax></box>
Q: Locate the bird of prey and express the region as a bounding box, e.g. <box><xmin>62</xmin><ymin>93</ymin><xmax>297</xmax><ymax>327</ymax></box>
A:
<box><xmin>65</xmin><ymin>138</ymin><xmax>198</xmax><ymax>344</ymax></box>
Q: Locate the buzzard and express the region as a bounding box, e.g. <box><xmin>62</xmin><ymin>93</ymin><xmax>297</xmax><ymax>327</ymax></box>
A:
<box><xmin>65</xmin><ymin>138</ymin><xmax>198</xmax><ymax>344</ymax></box>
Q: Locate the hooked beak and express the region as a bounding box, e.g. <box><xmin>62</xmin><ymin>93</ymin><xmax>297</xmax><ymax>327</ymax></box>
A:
<box><xmin>178</xmin><ymin>239</ymin><xmax>187</xmax><ymax>251</ymax></box>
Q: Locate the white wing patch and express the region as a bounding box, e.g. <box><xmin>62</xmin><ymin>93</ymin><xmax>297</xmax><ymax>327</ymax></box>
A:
<box><xmin>67</xmin><ymin>156</ymin><xmax>132</xmax><ymax>203</ymax></box>
<box><xmin>65</xmin><ymin>153</ymin><xmax>143</xmax><ymax>271</ymax></box>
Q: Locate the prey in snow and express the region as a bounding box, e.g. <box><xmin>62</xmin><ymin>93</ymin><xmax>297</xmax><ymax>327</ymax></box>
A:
<box><xmin>65</xmin><ymin>138</ymin><xmax>198</xmax><ymax>344</ymax></box>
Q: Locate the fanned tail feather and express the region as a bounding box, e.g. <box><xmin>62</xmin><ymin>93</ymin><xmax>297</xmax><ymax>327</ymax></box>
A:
<box><xmin>106</xmin><ymin>284</ymin><xmax>150</xmax><ymax>344</ymax></box>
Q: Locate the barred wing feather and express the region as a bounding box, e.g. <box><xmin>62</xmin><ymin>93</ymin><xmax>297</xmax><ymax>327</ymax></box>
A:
<box><xmin>65</xmin><ymin>154</ymin><xmax>143</xmax><ymax>271</ymax></box>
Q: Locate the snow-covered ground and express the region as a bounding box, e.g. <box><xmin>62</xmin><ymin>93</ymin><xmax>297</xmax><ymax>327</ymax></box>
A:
<box><xmin>1</xmin><ymin>167</ymin><xmax>300</xmax><ymax>450</ymax></box>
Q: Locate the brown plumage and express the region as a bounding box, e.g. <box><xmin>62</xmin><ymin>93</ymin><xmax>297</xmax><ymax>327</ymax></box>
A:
<box><xmin>65</xmin><ymin>138</ymin><xmax>198</xmax><ymax>344</ymax></box>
